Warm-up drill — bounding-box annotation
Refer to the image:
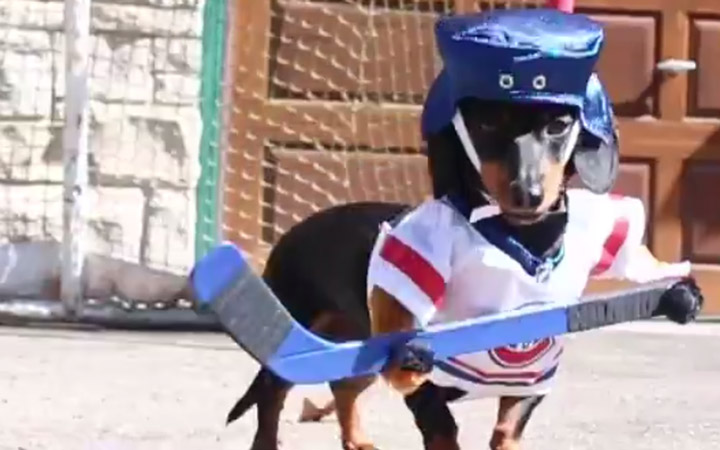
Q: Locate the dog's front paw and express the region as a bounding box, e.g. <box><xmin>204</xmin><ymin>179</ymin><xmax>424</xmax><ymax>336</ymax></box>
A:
<box><xmin>395</xmin><ymin>339</ymin><xmax>435</xmax><ymax>374</ymax></box>
<box><xmin>385</xmin><ymin>367</ymin><xmax>429</xmax><ymax>395</ymax></box>
<box><xmin>659</xmin><ymin>277</ymin><xmax>704</xmax><ymax>324</ymax></box>
<box><xmin>384</xmin><ymin>339</ymin><xmax>434</xmax><ymax>395</ymax></box>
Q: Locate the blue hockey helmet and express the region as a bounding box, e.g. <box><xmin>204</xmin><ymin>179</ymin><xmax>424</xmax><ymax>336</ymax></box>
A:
<box><xmin>421</xmin><ymin>8</ymin><xmax>618</xmax><ymax>194</ymax></box>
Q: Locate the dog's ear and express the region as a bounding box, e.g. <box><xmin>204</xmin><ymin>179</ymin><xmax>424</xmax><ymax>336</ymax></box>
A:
<box><xmin>426</xmin><ymin>126</ymin><xmax>463</xmax><ymax>199</ymax></box>
<box><xmin>570</xmin><ymin>129</ymin><xmax>619</xmax><ymax>194</ymax></box>
<box><xmin>426</xmin><ymin>125</ymin><xmax>487</xmax><ymax>206</ymax></box>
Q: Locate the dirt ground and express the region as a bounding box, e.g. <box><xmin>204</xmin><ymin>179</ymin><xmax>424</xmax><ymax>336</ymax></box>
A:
<box><xmin>1</xmin><ymin>321</ymin><xmax>720</xmax><ymax>450</ymax></box>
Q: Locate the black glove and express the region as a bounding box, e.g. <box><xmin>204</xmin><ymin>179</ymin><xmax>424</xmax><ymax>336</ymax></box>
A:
<box><xmin>658</xmin><ymin>277</ymin><xmax>704</xmax><ymax>324</ymax></box>
<box><xmin>393</xmin><ymin>339</ymin><xmax>435</xmax><ymax>374</ymax></box>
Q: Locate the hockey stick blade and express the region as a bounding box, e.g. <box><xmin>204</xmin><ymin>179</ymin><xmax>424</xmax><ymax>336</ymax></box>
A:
<box><xmin>191</xmin><ymin>243</ymin><xmax>692</xmax><ymax>384</ymax></box>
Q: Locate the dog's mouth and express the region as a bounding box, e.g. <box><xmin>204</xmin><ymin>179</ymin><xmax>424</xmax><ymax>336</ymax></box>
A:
<box><xmin>500</xmin><ymin>195</ymin><xmax>567</xmax><ymax>226</ymax></box>
<box><xmin>501</xmin><ymin>210</ymin><xmax>547</xmax><ymax>226</ymax></box>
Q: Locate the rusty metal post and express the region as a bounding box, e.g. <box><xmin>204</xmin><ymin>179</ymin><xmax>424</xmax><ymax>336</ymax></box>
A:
<box><xmin>61</xmin><ymin>0</ymin><xmax>92</xmax><ymax>317</ymax></box>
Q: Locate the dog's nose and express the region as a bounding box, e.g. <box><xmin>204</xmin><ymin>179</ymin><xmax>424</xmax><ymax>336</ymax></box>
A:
<box><xmin>510</xmin><ymin>182</ymin><xmax>544</xmax><ymax>209</ymax></box>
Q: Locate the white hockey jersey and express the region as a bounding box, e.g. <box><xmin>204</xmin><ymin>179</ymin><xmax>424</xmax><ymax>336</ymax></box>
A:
<box><xmin>366</xmin><ymin>188</ymin><xmax>691</xmax><ymax>400</ymax></box>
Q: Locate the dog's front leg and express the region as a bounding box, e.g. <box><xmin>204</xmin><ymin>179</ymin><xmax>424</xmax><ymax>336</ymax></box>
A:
<box><xmin>368</xmin><ymin>286</ymin><xmax>430</xmax><ymax>394</ymax></box>
<box><xmin>404</xmin><ymin>383</ymin><xmax>462</xmax><ymax>450</ymax></box>
<box><xmin>489</xmin><ymin>395</ymin><xmax>545</xmax><ymax>450</ymax></box>
<box><xmin>369</xmin><ymin>287</ymin><xmax>461</xmax><ymax>450</ymax></box>
<box><xmin>309</xmin><ymin>312</ymin><xmax>379</xmax><ymax>450</ymax></box>
<box><xmin>330</xmin><ymin>376</ymin><xmax>378</xmax><ymax>450</ymax></box>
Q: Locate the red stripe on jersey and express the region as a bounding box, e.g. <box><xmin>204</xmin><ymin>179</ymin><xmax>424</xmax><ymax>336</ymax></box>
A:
<box><xmin>379</xmin><ymin>235</ymin><xmax>445</xmax><ymax>306</ymax></box>
<box><xmin>448</xmin><ymin>348</ymin><xmax>562</xmax><ymax>381</ymax></box>
<box><xmin>591</xmin><ymin>215</ymin><xmax>630</xmax><ymax>276</ymax></box>
<box><xmin>489</xmin><ymin>338</ymin><xmax>554</xmax><ymax>369</ymax></box>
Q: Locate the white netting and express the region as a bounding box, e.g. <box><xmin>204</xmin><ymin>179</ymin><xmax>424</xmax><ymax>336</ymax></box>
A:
<box><xmin>0</xmin><ymin>0</ymin><xmax>206</xmax><ymax>274</ymax></box>
<box><xmin>0</xmin><ymin>0</ymin><xmax>548</xmax><ymax>282</ymax></box>
<box><xmin>220</xmin><ymin>0</ymin><xmax>545</xmax><ymax>267</ymax></box>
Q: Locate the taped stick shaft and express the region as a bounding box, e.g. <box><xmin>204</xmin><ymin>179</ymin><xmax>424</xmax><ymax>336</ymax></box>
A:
<box><xmin>568</xmin><ymin>282</ymin><xmax>664</xmax><ymax>332</ymax></box>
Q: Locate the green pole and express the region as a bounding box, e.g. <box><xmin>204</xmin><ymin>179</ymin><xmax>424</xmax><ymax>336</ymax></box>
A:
<box><xmin>195</xmin><ymin>0</ymin><xmax>227</xmax><ymax>260</ymax></box>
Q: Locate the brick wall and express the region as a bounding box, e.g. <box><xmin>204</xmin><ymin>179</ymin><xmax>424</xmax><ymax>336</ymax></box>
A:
<box><xmin>0</xmin><ymin>0</ymin><xmax>206</xmax><ymax>273</ymax></box>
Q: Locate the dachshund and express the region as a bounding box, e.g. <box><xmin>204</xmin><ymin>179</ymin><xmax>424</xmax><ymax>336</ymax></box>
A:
<box><xmin>223</xmin><ymin>9</ymin><xmax>700</xmax><ymax>450</ymax></box>
<box><xmin>224</xmin><ymin>98</ymin><xmax>622</xmax><ymax>450</ymax></box>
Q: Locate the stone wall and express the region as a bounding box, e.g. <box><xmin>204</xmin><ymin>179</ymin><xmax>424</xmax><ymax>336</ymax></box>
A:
<box><xmin>0</xmin><ymin>0</ymin><xmax>206</xmax><ymax>274</ymax></box>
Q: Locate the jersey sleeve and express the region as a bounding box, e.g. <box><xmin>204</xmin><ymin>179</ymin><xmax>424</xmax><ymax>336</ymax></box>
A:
<box><xmin>590</xmin><ymin>195</ymin><xmax>691</xmax><ymax>282</ymax></box>
<box><xmin>367</xmin><ymin>200</ymin><xmax>454</xmax><ymax>327</ymax></box>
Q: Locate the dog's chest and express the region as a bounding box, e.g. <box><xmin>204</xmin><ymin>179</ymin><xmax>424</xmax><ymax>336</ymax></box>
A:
<box><xmin>434</xmin><ymin>221</ymin><xmax>597</xmax><ymax>324</ymax></box>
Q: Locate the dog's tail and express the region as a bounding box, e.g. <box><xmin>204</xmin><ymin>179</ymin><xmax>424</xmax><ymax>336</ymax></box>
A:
<box><xmin>226</xmin><ymin>370</ymin><xmax>264</xmax><ymax>425</ymax></box>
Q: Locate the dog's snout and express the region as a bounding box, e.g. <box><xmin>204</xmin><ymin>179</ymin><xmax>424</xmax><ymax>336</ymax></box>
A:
<box><xmin>510</xmin><ymin>180</ymin><xmax>544</xmax><ymax>209</ymax></box>
<box><xmin>507</xmin><ymin>135</ymin><xmax>548</xmax><ymax>210</ymax></box>
<box><xmin>526</xmin><ymin>184</ymin><xmax>543</xmax><ymax>208</ymax></box>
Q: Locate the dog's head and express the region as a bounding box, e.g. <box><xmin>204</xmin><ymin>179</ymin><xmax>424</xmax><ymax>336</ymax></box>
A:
<box><xmin>423</xmin><ymin>9</ymin><xmax>618</xmax><ymax>225</ymax></box>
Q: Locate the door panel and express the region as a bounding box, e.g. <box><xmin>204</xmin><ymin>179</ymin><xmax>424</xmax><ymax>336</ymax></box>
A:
<box><xmin>264</xmin><ymin>147</ymin><xmax>430</xmax><ymax>243</ymax></box>
<box><xmin>689</xmin><ymin>18</ymin><xmax>720</xmax><ymax>116</ymax></box>
<box><xmin>592</xmin><ymin>13</ymin><xmax>658</xmax><ymax>117</ymax></box>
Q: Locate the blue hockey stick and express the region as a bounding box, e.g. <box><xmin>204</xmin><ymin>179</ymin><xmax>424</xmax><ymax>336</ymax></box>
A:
<box><xmin>191</xmin><ymin>243</ymin><xmax>700</xmax><ymax>385</ymax></box>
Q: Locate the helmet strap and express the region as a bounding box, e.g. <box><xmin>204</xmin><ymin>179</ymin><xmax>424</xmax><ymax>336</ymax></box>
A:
<box><xmin>451</xmin><ymin>109</ymin><xmax>495</xmax><ymax>206</ymax></box>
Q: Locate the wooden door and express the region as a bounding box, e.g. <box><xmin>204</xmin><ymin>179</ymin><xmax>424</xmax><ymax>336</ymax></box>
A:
<box><xmin>223</xmin><ymin>0</ymin><xmax>720</xmax><ymax>313</ymax></box>
<box><xmin>221</xmin><ymin>0</ymin><xmax>459</xmax><ymax>268</ymax></box>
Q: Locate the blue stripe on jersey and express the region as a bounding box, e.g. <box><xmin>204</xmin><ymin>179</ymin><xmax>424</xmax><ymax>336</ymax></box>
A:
<box><xmin>434</xmin><ymin>360</ymin><xmax>559</xmax><ymax>387</ymax></box>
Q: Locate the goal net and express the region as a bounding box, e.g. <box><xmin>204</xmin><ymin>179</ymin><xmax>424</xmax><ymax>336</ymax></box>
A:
<box><xmin>213</xmin><ymin>0</ymin><xmax>547</xmax><ymax>269</ymax></box>
<box><xmin>0</xmin><ymin>0</ymin><xmax>549</xmax><ymax>323</ymax></box>
<box><xmin>0</xmin><ymin>0</ymin><xmax>211</xmax><ymax>322</ymax></box>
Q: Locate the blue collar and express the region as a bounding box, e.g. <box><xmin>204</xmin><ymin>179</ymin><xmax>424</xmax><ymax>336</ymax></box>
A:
<box><xmin>443</xmin><ymin>194</ymin><xmax>564</xmax><ymax>282</ymax></box>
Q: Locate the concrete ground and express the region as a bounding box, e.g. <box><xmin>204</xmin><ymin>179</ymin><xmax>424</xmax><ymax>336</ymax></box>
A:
<box><xmin>1</xmin><ymin>321</ymin><xmax>720</xmax><ymax>450</ymax></box>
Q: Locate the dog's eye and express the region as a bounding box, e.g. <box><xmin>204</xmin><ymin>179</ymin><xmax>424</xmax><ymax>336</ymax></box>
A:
<box><xmin>544</xmin><ymin>117</ymin><xmax>573</xmax><ymax>137</ymax></box>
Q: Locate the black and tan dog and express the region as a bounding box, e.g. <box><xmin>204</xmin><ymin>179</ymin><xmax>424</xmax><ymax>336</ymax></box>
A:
<box><xmin>225</xmin><ymin>99</ymin><xmax>589</xmax><ymax>450</ymax></box>
<box><xmin>224</xmin><ymin>9</ymin><xmax>700</xmax><ymax>450</ymax></box>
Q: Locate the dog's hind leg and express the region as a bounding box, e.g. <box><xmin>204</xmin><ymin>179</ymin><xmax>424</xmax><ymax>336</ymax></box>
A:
<box><xmin>489</xmin><ymin>395</ymin><xmax>545</xmax><ymax>450</ymax></box>
<box><xmin>242</xmin><ymin>310</ymin><xmax>343</xmax><ymax>449</ymax></box>
<box><xmin>252</xmin><ymin>372</ymin><xmax>292</xmax><ymax>450</ymax></box>
<box><xmin>226</xmin><ymin>368</ymin><xmax>292</xmax><ymax>450</ymax></box>
<box><xmin>330</xmin><ymin>375</ymin><xmax>378</xmax><ymax>450</ymax></box>
<box><xmin>309</xmin><ymin>312</ymin><xmax>378</xmax><ymax>450</ymax></box>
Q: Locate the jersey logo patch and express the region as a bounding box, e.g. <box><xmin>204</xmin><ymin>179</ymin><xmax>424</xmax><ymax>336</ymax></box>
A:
<box><xmin>489</xmin><ymin>338</ymin><xmax>555</xmax><ymax>369</ymax></box>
